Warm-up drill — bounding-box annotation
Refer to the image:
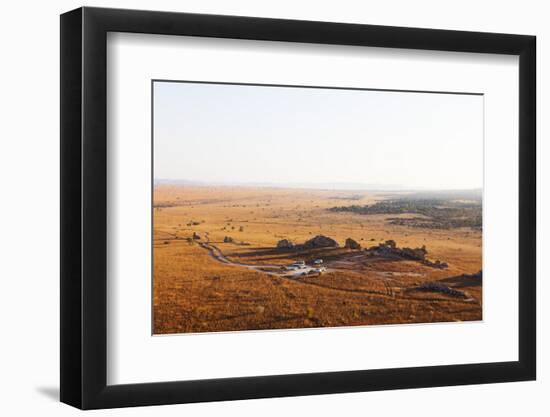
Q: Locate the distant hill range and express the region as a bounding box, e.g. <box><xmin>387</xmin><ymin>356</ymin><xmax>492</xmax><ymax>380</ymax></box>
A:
<box><xmin>378</xmin><ymin>189</ymin><xmax>482</xmax><ymax>201</ymax></box>
<box><xmin>154</xmin><ymin>179</ymin><xmax>482</xmax><ymax>196</ymax></box>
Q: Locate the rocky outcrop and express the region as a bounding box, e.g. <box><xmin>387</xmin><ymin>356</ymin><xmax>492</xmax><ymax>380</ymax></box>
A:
<box><xmin>344</xmin><ymin>238</ymin><xmax>361</xmax><ymax>250</ymax></box>
<box><xmin>422</xmin><ymin>259</ymin><xmax>448</xmax><ymax>269</ymax></box>
<box><xmin>276</xmin><ymin>239</ymin><xmax>295</xmax><ymax>250</ymax></box>
<box><xmin>368</xmin><ymin>241</ymin><xmax>430</xmax><ymax>262</ymax></box>
<box><xmin>303</xmin><ymin>235</ymin><xmax>339</xmax><ymax>249</ymax></box>
<box><xmin>400</xmin><ymin>246</ymin><xmax>427</xmax><ymax>261</ymax></box>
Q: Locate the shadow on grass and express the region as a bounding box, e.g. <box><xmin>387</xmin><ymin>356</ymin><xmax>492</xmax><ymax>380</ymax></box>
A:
<box><xmin>227</xmin><ymin>247</ymin><xmax>349</xmax><ymax>263</ymax></box>
<box><xmin>438</xmin><ymin>274</ymin><xmax>482</xmax><ymax>288</ymax></box>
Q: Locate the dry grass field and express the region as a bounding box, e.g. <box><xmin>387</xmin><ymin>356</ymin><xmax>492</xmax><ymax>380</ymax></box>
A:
<box><xmin>153</xmin><ymin>185</ymin><xmax>482</xmax><ymax>334</ymax></box>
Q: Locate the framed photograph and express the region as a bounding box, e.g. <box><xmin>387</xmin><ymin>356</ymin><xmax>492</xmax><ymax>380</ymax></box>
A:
<box><xmin>60</xmin><ymin>7</ymin><xmax>536</xmax><ymax>409</ymax></box>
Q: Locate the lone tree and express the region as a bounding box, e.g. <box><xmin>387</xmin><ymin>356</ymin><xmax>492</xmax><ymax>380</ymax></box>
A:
<box><xmin>385</xmin><ymin>239</ymin><xmax>397</xmax><ymax>248</ymax></box>
<box><xmin>345</xmin><ymin>238</ymin><xmax>361</xmax><ymax>250</ymax></box>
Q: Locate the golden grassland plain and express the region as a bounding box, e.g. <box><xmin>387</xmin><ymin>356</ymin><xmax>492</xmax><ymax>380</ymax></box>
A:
<box><xmin>153</xmin><ymin>185</ymin><xmax>482</xmax><ymax>334</ymax></box>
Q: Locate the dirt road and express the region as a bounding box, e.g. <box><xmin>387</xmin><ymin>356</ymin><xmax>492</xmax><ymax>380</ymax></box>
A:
<box><xmin>198</xmin><ymin>232</ymin><xmax>330</xmax><ymax>278</ymax></box>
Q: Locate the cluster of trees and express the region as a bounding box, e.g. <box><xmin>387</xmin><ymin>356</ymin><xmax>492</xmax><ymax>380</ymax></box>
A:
<box><xmin>329</xmin><ymin>198</ymin><xmax>482</xmax><ymax>230</ymax></box>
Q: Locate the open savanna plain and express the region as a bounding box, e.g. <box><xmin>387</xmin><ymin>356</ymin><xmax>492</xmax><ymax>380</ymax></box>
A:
<box><xmin>153</xmin><ymin>185</ymin><xmax>482</xmax><ymax>334</ymax></box>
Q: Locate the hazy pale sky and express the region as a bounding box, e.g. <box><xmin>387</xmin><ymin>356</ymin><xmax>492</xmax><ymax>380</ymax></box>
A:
<box><xmin>153</xmin><ymin>81</ymin><xmax>483</xmax><ymax>190</ymax></box>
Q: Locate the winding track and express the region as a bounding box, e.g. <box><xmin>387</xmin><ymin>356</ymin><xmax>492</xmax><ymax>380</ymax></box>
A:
<box><xmin>161</xmin><ymin>231</ymin><xmax>475</xmax><ymax>304</ymax></box>
<box><xmin>198</xmin><ymin>232</ymin><xmax>335</xmax><ymax>278</ymax></box>
<box><xmin>195</xmin><ymin>234</ymin><xmax>409</xmax><ymax>298</ymax></box>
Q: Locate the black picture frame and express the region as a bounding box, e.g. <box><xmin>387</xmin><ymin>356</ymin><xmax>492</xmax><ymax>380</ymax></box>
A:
<box><xmin>60</xmin><ymin>6</ymin><xmax>536</xmax><ymax>410</ymax></box>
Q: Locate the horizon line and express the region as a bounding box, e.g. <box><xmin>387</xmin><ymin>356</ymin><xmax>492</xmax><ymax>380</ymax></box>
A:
<box><xmin>153</xmin><ymin>178</ymin><xmax>483</xmax><ymax>192</ymax></box>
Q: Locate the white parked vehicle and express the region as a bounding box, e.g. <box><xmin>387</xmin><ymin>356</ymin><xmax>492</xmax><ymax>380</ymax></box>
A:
<box><xmin>314</xmin><ymin>267</ymin><xmax>327</xmax><ymax>273</ymax></box>
<box><xmin>313</xmin><ymin>259</ymin><xmax>323</xmax><ymax>265</ymax></box>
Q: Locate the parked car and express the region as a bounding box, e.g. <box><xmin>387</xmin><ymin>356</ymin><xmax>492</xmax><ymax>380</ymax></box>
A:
<box><xmin>313</xmin><ymin>259</ymin><xmax>323</xmax><ymax>265</ymax></box>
